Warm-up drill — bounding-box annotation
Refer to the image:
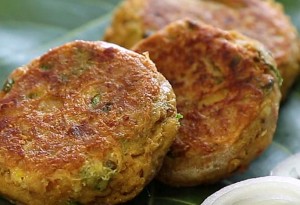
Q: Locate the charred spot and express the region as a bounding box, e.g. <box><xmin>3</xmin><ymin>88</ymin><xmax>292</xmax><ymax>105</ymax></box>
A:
<box><xmin>186</xmin><ymin>111</ymin><xmax>204</xmax><ymax>121</ymax></box>
<box><xmin>171</xmin><ymin>80</ymin><xmax>184</xmax><ymax>88</ymax></box>
<box><xmin>186</xmin><ymin>20</ymin><xmax>199</xmax><ymax>30</ymax></box>
<box><xmin>0</xmin><ymin>118</ymin><xmax>10</xmax><ymax>131</ymax></box>
<box><xmin>93</xmin><ymin>47</ymin><xmax>117</xmax><ymax>62</ymax></box>
<box><xmin>253</xmin><ymin>55</ymin><xmax>260</xmax><ymax>63</ymax></box>
<box><xmin>229</xmin><ymin>55</ymin><xmax>241</xmax><ymax>69</ymax></box>
<box><xmin>254</xmin><ymin>133</ymin><xmax>260</xmax><ymax>139</ymax></box>
<box><xmin>139</xmin><ymin>169</ymin><xmax>144</xmax><ymax>178</ymax></box>
<box><xmin>0</xmin><ymin>167</ymin><xmax>10</xmax><ymax>176</ymax></box>
<box><xmin>166</xmin><ymin>150</ymin><xmax>175</xmax><ymax>158</ymax></box>
<box><xmin>167</xmin><ymin>138</ymin><xmax>190</xmax><ymax>158</ymax></box>
<box><xmin>105</xmin><ymin>160</ymin><xmax>118</xmax><ymax>171</ymax></box>
<box><xmin>166</xmin><ymin>147</ymin><xmax>187</xmax><ymax>158</ymax></box>
<box><xmin>103</xmin><ymin>47</ymin><xmax>116</xmax><ymax>59</ymax></box>
<box><xmin>2</xmin><ymin>78</ymin><xmax>14</xmax><ymax>93</ymax></box>
<box><xmin>0</xmin><ymin>98</ymin><xmax>17</xmax><ymax>110</ymax></box>
<box><xmin>27</xmin><ymin>92</ymin><xmax>39</xmax><ymax>99</ymax></box>
<box><xmin>261</xmin><ymin>78</ymin><xmax>274</xmax><ymax>90</ymax></box>
<box><xmin>167</xmin><ymin>108</ymin><xmax>176</xmax><ymax>117</ymax></box>
<box><xmin>122</xmin><ymin>115</ymin><xmax>130</xmax><ymax>121</ymax></box>
<box><xmin>256</xmin><ymin>74</ymin><xmax>276</xmax><ymax>92</ymax></box>
<box><xmin>142</xmin><ymin>30</ymin><xmax>154</xmax><ymax>38</ymax></box>
<box><xmin>102</xmin><ymin>102</ymin><xmax>113</xmax><ymax>113</ymax></box>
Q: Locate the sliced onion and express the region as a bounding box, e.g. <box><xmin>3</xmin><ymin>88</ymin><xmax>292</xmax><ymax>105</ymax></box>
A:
<box><xmin>201</xmin><ymin>176</ymin><xmax>300</xmax><ymax>205</ymax></box>
<box><xmin>270</xmin><ymin>153</ymin><xmax>300</xmax><ymax>179</ymax></box>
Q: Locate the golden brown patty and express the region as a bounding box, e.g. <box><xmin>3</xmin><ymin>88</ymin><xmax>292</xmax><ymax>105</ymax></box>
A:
<box><xmin>133</xmin><ymin>20</ymin><xmax>281</xmax><ymax>186</ymax></box>
<box><xmin>104</xmin><ymin>0</ymin><xmax>300</xmax><ymax>98</ymax></box>
<box><xmin>0</xmin><ymin>41</ymin><xmax>179</xmax><ymax>204</ymax></box>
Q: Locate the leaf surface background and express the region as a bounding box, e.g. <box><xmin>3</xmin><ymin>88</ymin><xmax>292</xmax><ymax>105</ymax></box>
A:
<box><xmin>0</xmin><ymin>0</ymin><xmax>299</xmax><ymax>204</ymax></box>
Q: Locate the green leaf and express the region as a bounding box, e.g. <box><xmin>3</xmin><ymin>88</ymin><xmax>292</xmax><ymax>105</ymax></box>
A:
<box><xmin>0</xmin><ymin>0</ymin><xmax>299</xmax><ymax>205</ymax></box>
<box><xmin>277</xmin><ymin>0</ymin><xmax>300</xmax><ymax>30</ymax></box>
<box><xmin>0</xmin><ymin>0</ymin><xmax>120</xmax><ymax>84</ymax></box>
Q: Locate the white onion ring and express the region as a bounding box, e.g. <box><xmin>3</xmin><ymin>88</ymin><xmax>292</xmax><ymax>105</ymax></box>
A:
<box><xmin>201</xmin><ymin>176</ymin><xmax>300</xmax><ymax>205</ymax></box>
<box><xmin>270</xmin><ymin>153</ymin><xmax>300</xmax><ymax>179</ymax></box>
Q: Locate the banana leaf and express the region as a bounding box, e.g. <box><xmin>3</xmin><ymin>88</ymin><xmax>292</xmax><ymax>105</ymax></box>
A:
<box><xmin>0</xmin><ymin>0</ymin><xmax>299</xmax><ymax>204</ymax></box>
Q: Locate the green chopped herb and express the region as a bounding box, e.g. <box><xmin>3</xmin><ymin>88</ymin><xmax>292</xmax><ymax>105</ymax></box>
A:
<box><xmin>80</xmin><ymin>161</ymin><xmax>117</xmax><ymax>191</ymax></box>
<box><xmin>176</xmin><ymin>113</ymin><xmax>184</xmax><ymax>120</ymax></box>
<box><xmin>40</xmin><ymin>64</ymin><xmax>52</xmax><ymax>70</ymax></box>
<box><xmin>267</xmin><ymin>63</ymin><xmax>283</xmax><ymax>87</ymax></box>
<box><xmin>2</xmin><ymin>78</ymin><xmax>14</xmax><ymax>93</ymax></box>
<box><xmin>91</xmin><ymin>94</ymin><xmax>101</xmax><ymax>108</ymax></box>
<box><xmin>257</xmin><ymin>51</ymin><xmax>283</xmax><ymax>87</ymax></box>
<box><xmin>95</xmin><ymin>179</ymin><xmax>109</xmax><ymax>191</ymax></box>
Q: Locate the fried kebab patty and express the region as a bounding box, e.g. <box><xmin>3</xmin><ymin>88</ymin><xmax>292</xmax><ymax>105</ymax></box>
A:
<box><xmin>133</xmin><ymin>20</ymin><xmax>281</xmax><ymax>186</ymax></box>
<box><xmin>104</xmin><ymin>0</ymin><xmax>300</xmax><ymax>98</ymax></box>
<box><xmin>0</xmin><ymin>41</ymin><xmax>179</xmax><ymax>204</ymax></box>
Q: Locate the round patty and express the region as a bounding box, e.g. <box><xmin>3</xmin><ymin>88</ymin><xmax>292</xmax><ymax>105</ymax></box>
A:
<box><xmin>133</xmin><ymin>20</ymin><xmax>281</xmax><ymax>186</ymax></box>
<box><xmin>0</xmin><ymin>41</ymin><xmax>179</xmax><ymax>204</ymax></box>
<box><xmin>104</xmin><ymin>0</ymin><xmax>300</xmax><ymax>98</ymax></box>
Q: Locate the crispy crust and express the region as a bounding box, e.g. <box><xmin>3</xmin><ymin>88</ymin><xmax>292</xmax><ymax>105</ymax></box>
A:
<box><xmin>104</xmin><ymin>0</ymin><xmax>300</xmax><ymax>97</ymax></box>
<box><xmin>133</xmin><ymin>20</ymin><xmax>281</xmax><ymax>186</ymax></box>
<box><xmin>0</xmin><ymin>41</ymin><xmax>179</xmax><ymax>204</ymax></box>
